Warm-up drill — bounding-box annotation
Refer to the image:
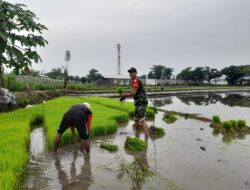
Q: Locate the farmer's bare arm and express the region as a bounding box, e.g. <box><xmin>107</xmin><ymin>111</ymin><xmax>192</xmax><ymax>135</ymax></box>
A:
<box><xmin>122</xmin><ymin>88</ymin><xmax>137</xmax><ymax>98</ymax></box>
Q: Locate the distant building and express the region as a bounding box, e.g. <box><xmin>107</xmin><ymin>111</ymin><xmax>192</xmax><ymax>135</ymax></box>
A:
<box><xmin>210</xmin><ymin>75</ymin><xmax>228</xmax><ymax>85</ymax></box>
<box><xmin>237</xmin><ymin>76</ymin><xmax>250</xmax><ymax>85</ymax></box>
<box><xmin>98</xmin><ymin>75</ymin><xmax>185</xmax><ymax>86</ymax></box>
<box><xmin>97</xmin><ymin>75</ymin><xmax>131</xmax><ymax>85</ymax></box>
<box><xmin>141</xmin><ymin>78</ymin><xmax>185</xmax><ymax>86</ymax></box>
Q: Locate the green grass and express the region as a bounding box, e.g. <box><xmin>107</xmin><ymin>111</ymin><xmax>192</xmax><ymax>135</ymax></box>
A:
<box><xmin>4</xmin><ymin>74</ymin><xmax>63</xmax><ymax>91</ymax></box>
<box><xmin>124</xmin><ymin>137</ymin><xmax>147</xmax><ymax>151</ymax></box>
<box><xmin>164</xmin><ymin>112</ymin><xmax>177</xmax><ymax>124</ymax></box>
<box><xmin>100</xmin><ymin>143</ymin><xmax>118</xmax><ymax>152</ymax></box>
<box><xmin>1</xmin><ymin>96</ymin><xmax>151</xmax><ymax>190</ymax></box>
<box><xmin>150</xmin><ymin>126</ymin><xmax>165</xmax><ymax>136</ymax></box>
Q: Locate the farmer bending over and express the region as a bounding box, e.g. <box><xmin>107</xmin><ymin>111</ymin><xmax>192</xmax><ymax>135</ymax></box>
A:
<box><xmin>120</xmin><ymin>67</ymin><xmax>149</xmax><ymax>138</ymax></box>
<box><xmin>54</xmin><ymin>103</ymin><xmax>92</xmax><ymax>153</ymax></box>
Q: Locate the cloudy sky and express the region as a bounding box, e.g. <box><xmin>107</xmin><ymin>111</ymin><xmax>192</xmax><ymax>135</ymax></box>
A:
<box><xmin>10</xmin><ymin>0</ymin><xmax>250</xmax><ymax>77</ymax></box>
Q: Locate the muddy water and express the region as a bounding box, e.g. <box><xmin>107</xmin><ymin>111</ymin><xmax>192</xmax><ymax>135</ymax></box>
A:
<box><xmin>23</xmin><ymin>92</ymin><xmax>250</xmax><ymax>190</ymax></box>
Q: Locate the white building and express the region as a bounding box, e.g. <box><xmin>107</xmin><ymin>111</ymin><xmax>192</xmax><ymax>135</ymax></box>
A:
<box><xmin>98</xmin><ymin>75</ymin><xmax>131</xmax><ymax>85</ymax></box>
<box><xmin>210</xmin><ymin>75</ymin><xmax>228</xmax><ymax>85</ymax></box>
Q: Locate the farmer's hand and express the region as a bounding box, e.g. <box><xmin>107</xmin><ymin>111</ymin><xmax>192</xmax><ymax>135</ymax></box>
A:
<box><xmin>120</xmin><ymin>97</ymin><xmax>125</xmax><ymax>102</ymax></box>
<box><xmin>119</xmin><ymin>93</ymin><xmax>126</xmax><ymax>102</ymax></box>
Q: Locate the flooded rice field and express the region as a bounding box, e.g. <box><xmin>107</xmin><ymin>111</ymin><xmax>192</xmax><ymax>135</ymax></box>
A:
<box><xmin>23</xmin><ymin>92</ymin><xmax>250</xmax><ymax>190</ymax></box>
<box><xmin>154</xmin><ymin>91</ymin><xmax>250</xmax><ymax>123</ymax></box>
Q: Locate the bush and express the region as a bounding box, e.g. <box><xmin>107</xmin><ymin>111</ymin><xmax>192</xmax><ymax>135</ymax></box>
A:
<box><xmin>100</xmin><ymin>143</ymin><xmax>118</xmax><ymax>152</ymax></box>
<box><xmin>237</xmin><ymin>120</ymin><xmax>247</xmax><ymax>128</ymax></box>
<box><xmin>125</xmin><ymin>137</ymin><xmax>147</xmax><ymax>151</ymax></box>
<box><xmin>212</xmin><ymin>115</ymin><xmax>221</xmax><ymax>123</ymax></box>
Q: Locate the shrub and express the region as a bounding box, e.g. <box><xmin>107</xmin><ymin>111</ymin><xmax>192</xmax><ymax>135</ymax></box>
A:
<box><xmin>237</xmin><ymin>120</ymin><xmax>247</xmax><ymax>128</ymax></box>
<box><xmin>150</xmin><ymin>126</ymin><xmax>165</xmax><ymax>136</ymax></box>
<box><xmin>125</xmin><ymin>137</ymin><xmax>147</xmax><ymax>151</ymax></box>
<box><xmin>212</xmin><ymin>115</ymin><xmax>221</xmax><ymax>123</ymax></box>
<box><xmin>100</xmin><ymin>143</ymin><xmax>118</xmax><ymax>152</ymax></box>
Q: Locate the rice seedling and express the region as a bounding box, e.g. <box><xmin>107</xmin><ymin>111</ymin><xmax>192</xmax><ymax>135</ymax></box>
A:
<box><xmin>116</xmin><ymin>87</ymin><xmax>124</xmax><ymax>95</ymax></box>
<box><xmin>100</xmin><ymin>143</ymin><xmax>118</xmax><ymax>152</ymax></box>
<box><xmin>164</xmin><ymin>112</ymin><xmax>177</xmax><ymax>124</ymax></box>
<box><xmin>29</xmin><ymin>114</ymin><xmax>45</xmax><ymax>128</ymax></box>
<box><xmin>149</xmin><ymin>126</ymin><xmax>165</xmax><ymax>136</ymax></box>
<box><xmin>237</xmin><ymin>120</ymin><xmax>247</xmax><ymax>128</ymax></box>
<box><xmin>230</xmin><ymin>120</ymin><xmax>237</xmax><ymax>128</ymax></box>
<box><xmin>212</xmin><ymin>115</ymin><xmax>221</xmax><ymax>123</ymax></box>
<box><xmin>0</xmin><ymin>96</ymin><xmax>133</xmax><ymax>189</ymax></box>
<box><xmin>223</xmin><ymin>121</ymin><xmax>232</xmax><ymax>132</ymax></box>
<box><xmin>210</xmin><ymin>116</ymin><xmax>250</xmax><ymax>142</ymax></box>
<box><xmin>86</xmin><ymin>97</ymin><xmax>156</xmax><ymax>120</ymax></box>
<box><xmin>124</xmin><ymin>137</ymin><xmax>147</xmax><ymax>151</ymax></box>
<box><xmin>119</xmin><ymin>156</ymin><xmax>155</xmax><ymax>189</ymax></box>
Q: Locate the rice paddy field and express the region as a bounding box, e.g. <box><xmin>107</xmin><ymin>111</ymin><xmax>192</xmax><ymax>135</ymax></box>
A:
<box><xmin>0</xmin><ymin>97</ymin><xmax>155</xmax><ymax>190</ymax></box>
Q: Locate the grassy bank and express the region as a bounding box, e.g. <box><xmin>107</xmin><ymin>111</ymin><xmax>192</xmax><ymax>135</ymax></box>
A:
<box><xmin>3</xmin><ymin>74</ymin><xmax>250</xmax><ymax>92</ymax></box>
<box><xmin>0</xmin><ymin>97</ymin><xmax>151</xmax><ymax>190</ymax></box>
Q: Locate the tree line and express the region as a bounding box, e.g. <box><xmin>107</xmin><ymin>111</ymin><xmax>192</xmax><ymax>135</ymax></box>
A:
<box><xmin>176</xmin><ymin>65</ymin><xmax>250</xmax><ymax>85</ymax></box>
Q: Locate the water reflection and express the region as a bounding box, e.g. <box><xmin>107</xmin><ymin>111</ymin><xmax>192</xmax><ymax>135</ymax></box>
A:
<box><xmin>54</xmin><ymin>151</ymin><xmax>93</xmax><ymax>190</ymax></box>
<box><xmin>153</xmin><ymin>92</ymin><xmax>250</xmax><ymax>108</ymax></box>
<box><xmin>118</xmin><ymin>122</ymin><xmax>155</xmax><ymax>190</ymax></box>
<box><xmin>212</xmin><ymin>128</ymin><xmax>249</xmax><ymax>144</ymax></box>
<box><xmin>175</xmin><ymin>92</ymin><xmax>250</xmax><ymax>107</ymax></box>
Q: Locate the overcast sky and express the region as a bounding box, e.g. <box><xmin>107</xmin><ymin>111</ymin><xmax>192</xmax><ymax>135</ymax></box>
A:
<box><xmin>10</xmin><ymin>0</ymin><xmax>250</xmax><ymax>77</ymax></box>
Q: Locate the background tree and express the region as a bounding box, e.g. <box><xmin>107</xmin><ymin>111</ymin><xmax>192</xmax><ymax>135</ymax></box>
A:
<box><xmin>0</xmin><ymin>1</ymin><xmax>48</xmax><ymax>87</ymax></box>
<box><xmin>163</xmin><ymin>67</ymin><xmax>173</xmax><ymax>79</ymax></box>
<box><xmin>86</xmin><ymin>69</ymin><xmax>102</xmax><ymax>82</ymax></box>
<box><xmin>147</xmin><ymin>71</ymin><xmax>155</xmax><ymax>79</ymax></box>
<box><xmin>64</xmin><ymin>50</ymin><xmax>71</xmax><ymax>89</ymax></box>
<box><xmin>148</xmin><ymin>65</ymin><xmax>173</xmax><ymax>79</ymax></box>
<box><xmin>20</xmin><ymin>68</ymin><xmax>39</xmax><ymax>77</ymax></box>
<box><xmin>190</xmin><ymin>67</ymin><xmax>206</xmax><ymax>85</ymax></box>
<box><xmin>176</xmin><ymin>67</ymin><xmax>192</xmax><ymax>84</ymax></box>
<box><xmin>207</xmin><ymin>68</ymin><xmax>222</xmax><ymax>84</ymax></box>
<box><xmin>222</xmin><ymin>66</ymin><xmax>244</xmax><ymax>85</ymax></box>
<box><xmin>80</xmin><ymin>76</ymin><xmax>87</xmax><ymax>84</ymax></box>
<box><xmin>140</xmin><ymin>74</ymin><xmax>147</xmax><ymax>79</ymax></box>
<box><xmin>46</xmin><ymin>68</ymin><xmax>64</xmax><ymax>79</ymax></box>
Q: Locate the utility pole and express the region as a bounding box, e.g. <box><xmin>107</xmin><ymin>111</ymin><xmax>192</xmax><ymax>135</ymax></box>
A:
<box><xmin>117</xmin><ymin>43</ymin><xmax>121</xmax><ymax>75</ymax></box>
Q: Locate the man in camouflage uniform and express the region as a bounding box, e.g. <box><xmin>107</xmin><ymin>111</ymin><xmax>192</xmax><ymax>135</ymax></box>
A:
<box><xmin>120</xmin><ymin>67</ymin><xmax>149</xmax><ymax>138</ymax></box>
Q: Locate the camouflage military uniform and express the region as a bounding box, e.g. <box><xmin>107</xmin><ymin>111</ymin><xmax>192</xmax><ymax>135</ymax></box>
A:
<box><xmin>132</xmin><ymin>78</ymin><xmax>148</xmax><ymax>122</ymax></box>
